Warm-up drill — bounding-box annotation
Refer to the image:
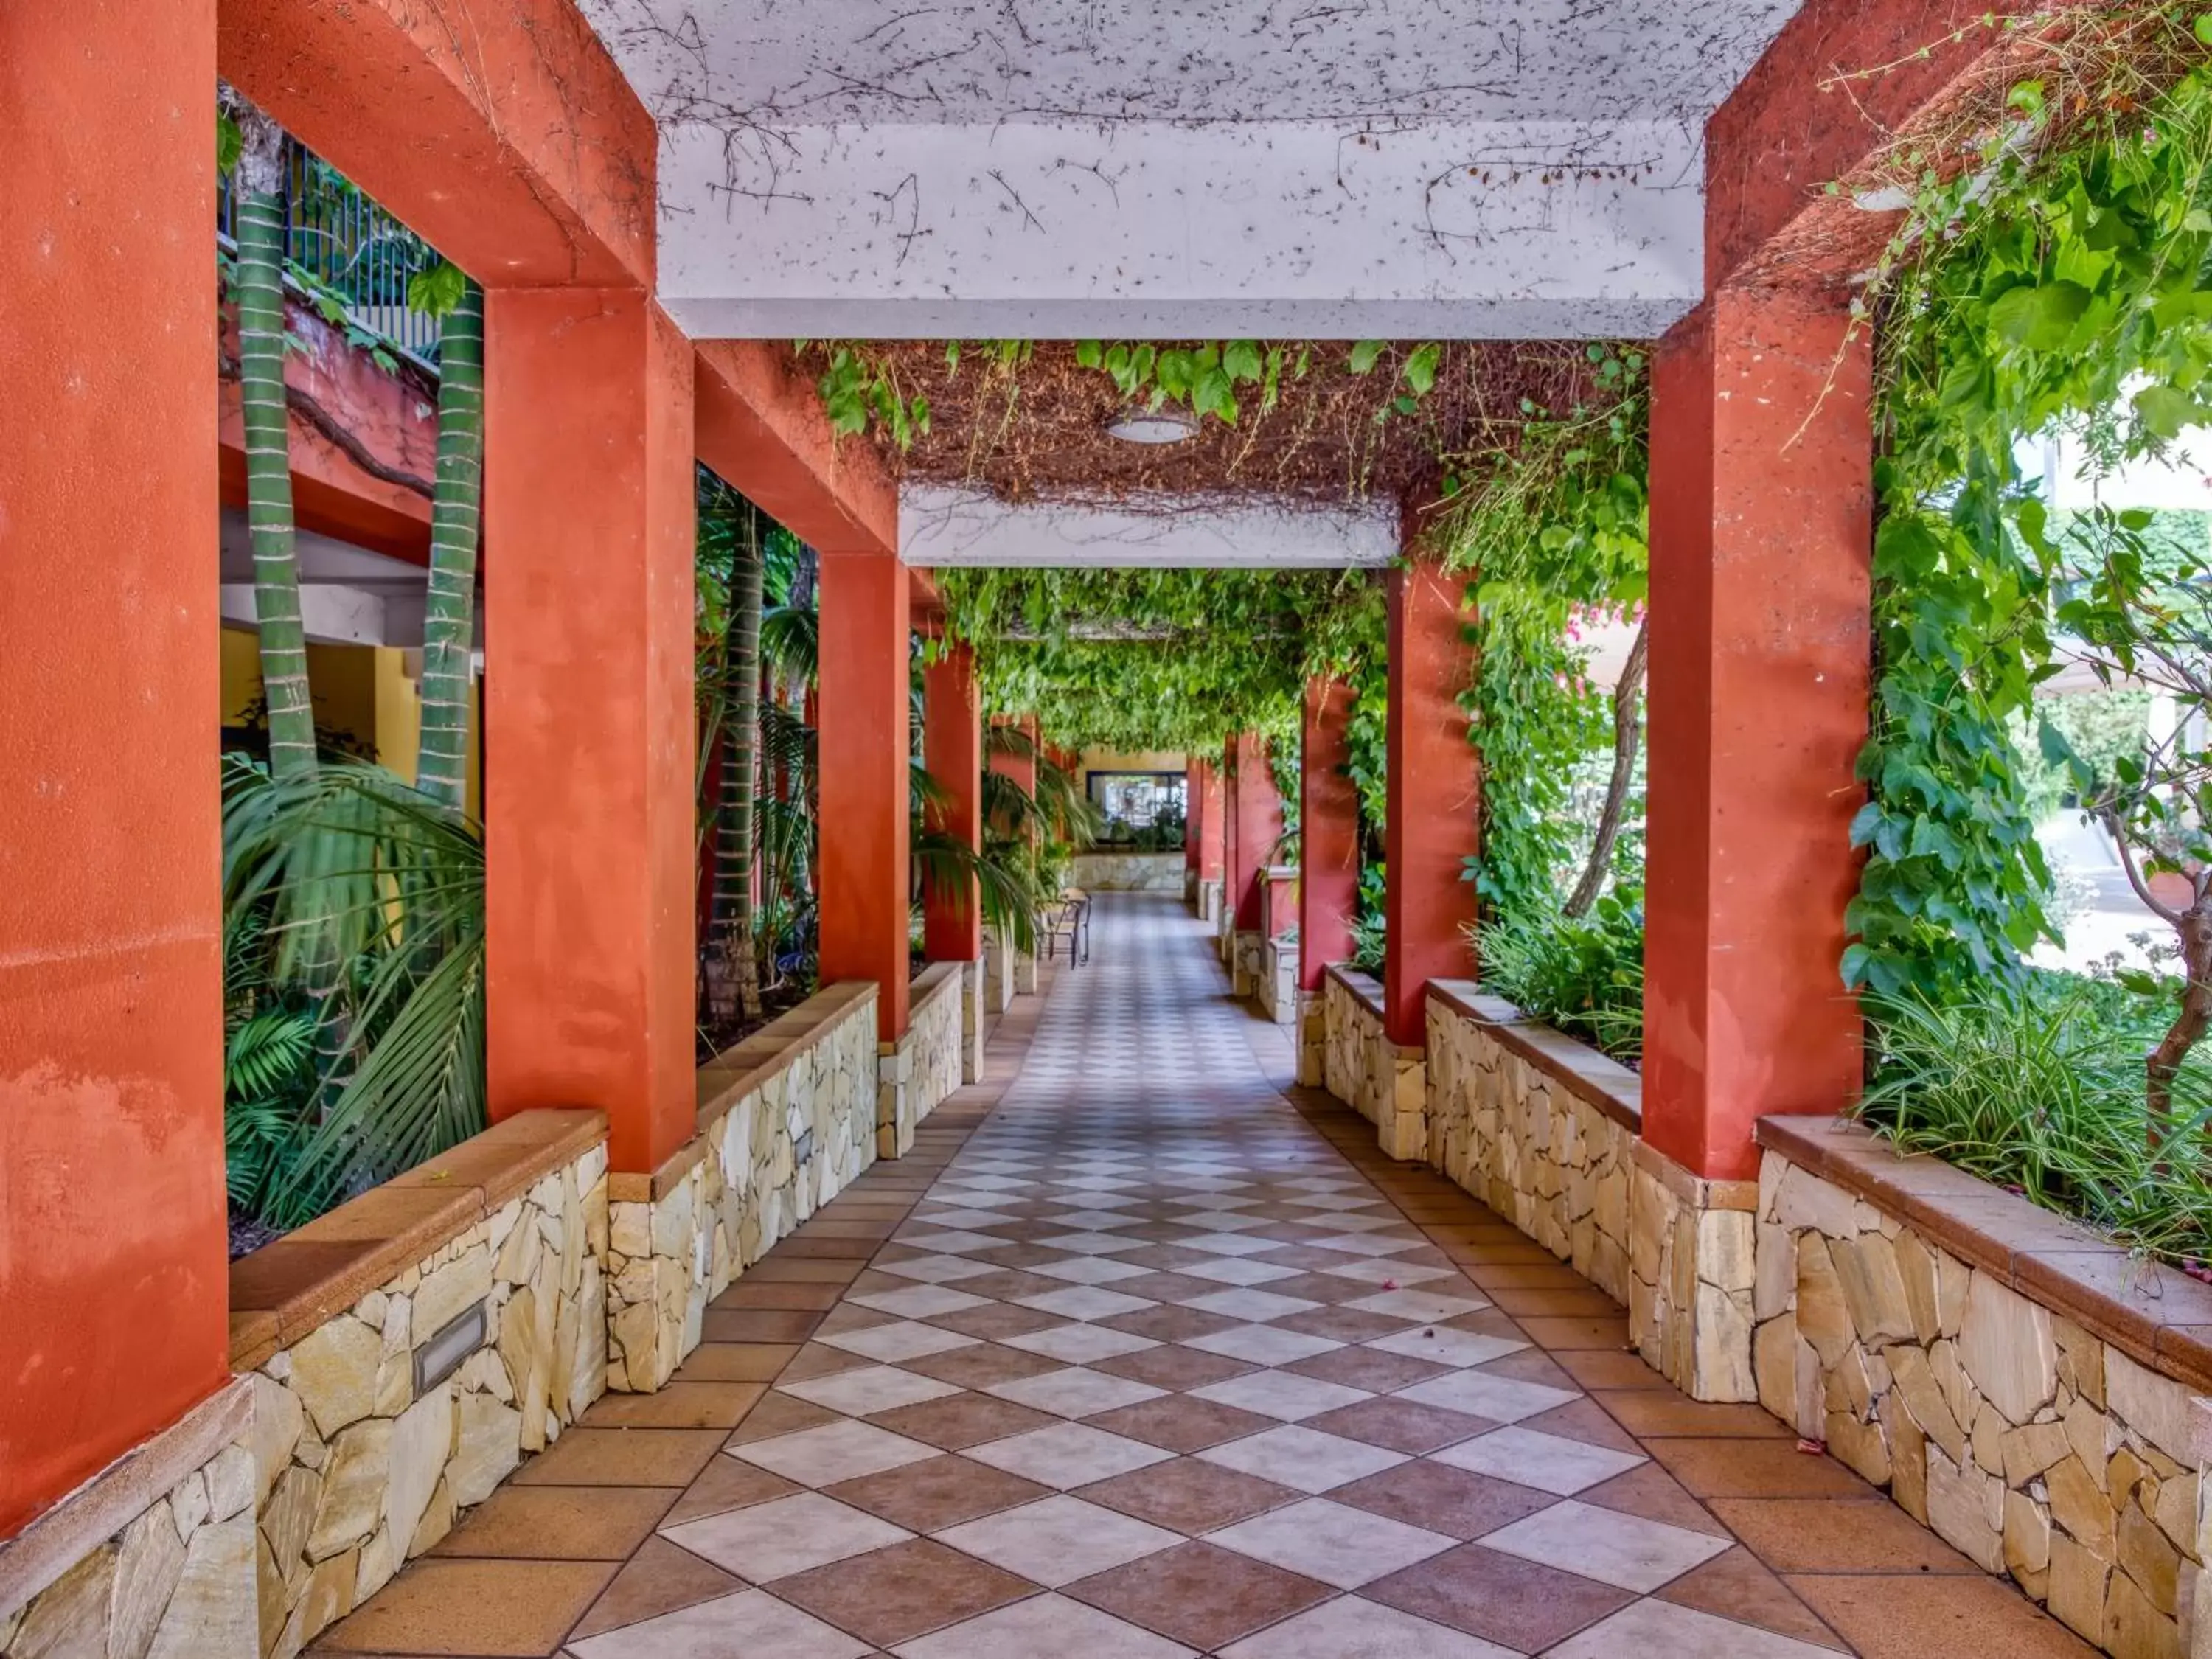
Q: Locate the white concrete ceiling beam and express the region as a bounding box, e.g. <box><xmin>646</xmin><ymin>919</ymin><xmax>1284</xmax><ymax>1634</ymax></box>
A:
<box><xmin>900</xmin><ymin>484</ymin><xmax>1399</xmax><ymax>567</ymax></box>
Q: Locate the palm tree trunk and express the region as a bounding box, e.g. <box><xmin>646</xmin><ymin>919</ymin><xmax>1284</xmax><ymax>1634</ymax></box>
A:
<box><xmin>712</xmin><ymin>503</ymin><xmax>766</xmax><ymax>1023</ymax></box>
<box><xmin>229</xmin><ymin>95</ymin><xmax>316</xmax><ymax>780</ymax></box>
<box><xmin>416</xmin><ymin>279</ymin><xmax>484</xmax><ymax>810</ymax></box>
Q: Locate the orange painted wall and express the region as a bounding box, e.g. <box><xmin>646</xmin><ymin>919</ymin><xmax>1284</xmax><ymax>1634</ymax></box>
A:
<box><xmin>819</xmin><ymin>556</ymin><xmax>914</xmax><ymax>1038</ymax></box>
<box><xmin>1383</xmin><ymin>563</ymin><xmax>1481</xmax><ymax>1046</ymax></box>
<box><xmin>1</xmin><ymin>0</ymin><xmax>231</xmax><ymax>1535</ymax></box>
<box><xmin>922</xmin><ymin>647</ymin><xmax>984</xmax><ymax>963</ymax></box>
<box><xmin>1300</xmin><ymin>679</ymin><xmax>1361</xmax><ymax>990</ymax></box>
<box><xmin>483</xmin><ymin>291</ymin><xmax>697</xmax><ymax>1177</ymax></box>
<box><xmin>1642</xmin><ymin>291</ymin><xmax>1870</xmax><ymax>1181</ymax></box>
<box><xmin>1227</xmin><ymin>733</ymin><xmax>1283</xmax><ymax>931</ymax></box>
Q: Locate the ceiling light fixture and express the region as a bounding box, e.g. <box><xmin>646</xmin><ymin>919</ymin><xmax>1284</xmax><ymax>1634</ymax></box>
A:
<box><xmin>1105</xmin><ymin>406</ymin><xmax>1199</xmax><ymax>445</ymax></box>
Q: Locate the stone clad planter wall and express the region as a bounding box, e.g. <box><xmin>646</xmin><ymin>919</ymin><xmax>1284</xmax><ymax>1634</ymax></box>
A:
<box><xmin>1257</xmin><ymin>936</ymin><xmax>1296</xmax><ymax>1026</ymax></box>
<box><xmin>607</xmin><ymin>984</ymin><xmax>879</xmax><ymax>1394</ymax></box>
<box><xmin>1424</xmin><ymin>984</ymin><xmax>1635</xmax><ymax>1306</ymax></box>
<box><xmin>227</xmin><ymin>1110</ymin><xmax>612</xmax><ymax>1658</ymax></box>
<box><xmin>886</xmin><ymin>962</ymin><xmax>964</xmax><ymax>1158</ymax></box>
<box><xmin>0</xmin><ymin>1380</ymin><xmax>258</xmax><ymax>1659</ymax></box>
<box><xmin>1069</xmin><ymin>851</ymin><xmax>1184</xmax><ymax>892</ymax></box>
<box><xmin>1754</xmin><ymin>1117</ymin><xmax>2212</xmax><ymax>1659</ymax></box>
<box><xmin>1320</xmin><ymin>966</ymin><xmax>1425</xmax><ymax>1158</ymax></box>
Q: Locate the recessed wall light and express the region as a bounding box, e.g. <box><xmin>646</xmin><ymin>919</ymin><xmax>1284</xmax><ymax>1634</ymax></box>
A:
<box><xmin>1105</xmin><ymin>408</ymin><xmax>1199</xmax><ymax>445</ymax></box>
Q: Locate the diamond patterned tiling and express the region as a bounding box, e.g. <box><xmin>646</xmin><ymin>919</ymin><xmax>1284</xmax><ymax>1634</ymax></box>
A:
<box><xmin>312</xmin><ymin>894</ymin><xmax>1929</xmax><ymax>1658</ymax></box>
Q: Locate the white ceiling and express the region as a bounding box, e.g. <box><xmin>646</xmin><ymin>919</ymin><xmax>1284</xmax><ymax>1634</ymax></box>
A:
<box><xmin>900</xmin><ymin>485</ymin><xmax>1400</xmax><ymax>566</ymax></box>
<box><xmin>578</xmin><ymin>0</ymin><xmax>1801</xmax><ymax>339</ymax></box>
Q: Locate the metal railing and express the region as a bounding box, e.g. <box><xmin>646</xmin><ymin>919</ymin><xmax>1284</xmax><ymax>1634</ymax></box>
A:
<box><xmin>218</xmin><ymin>137</ymin><xmax>445</xmax><ymax>366</ymax></box>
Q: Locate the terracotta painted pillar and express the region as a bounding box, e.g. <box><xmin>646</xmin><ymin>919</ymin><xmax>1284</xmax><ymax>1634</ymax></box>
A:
<box><xmin>1383</xmin><ymin>562</ymin><xmax>1481</xmax><ymax>1048</ymax></box>
<box><xmin>1300</xmin><ymin>678</ymin><xmax>1360</xmax><ymax>989</ymax></box>
<box><xmin>922</xmin><ymin>645</ymin><xmax>983</xmax><ymax>962</ymax></box>
<box><xmin>990</xmin><ymin>714</ymin><xmax>1038</xmax><ymax>799</ymax></box>
<box><xmin>1226</xmin><ymin>733</ymin><xmax>1284</xmax><ymax>998</ymax></box>
<box><xmin>1197</xmin><ymin>760</ymin><xmax>1226</xmax><ymax>885</ymax></box>
<box><xmin>1183</xmin><ymin>759</ymin><xmax>1204</xmax><ymax>886</ymax></box>
<box><xmin>0</xmin><ymin>0</ymin><xmax>230</xmax><ymax>1536</ymax></box>
<box><xmin>484</xmin><ymin>290</ymin><xmax>697</xmax><ymax>1178</ymax></box>
<box><xmin>818</xmin><ymin>553</ymin><xmax>912</xmax><ymax>1040</ymax></box>
<box><xmin>1643</xmin><ymin>290</ymin><xmax>1871</xmax><ymax>1183</ymax></box>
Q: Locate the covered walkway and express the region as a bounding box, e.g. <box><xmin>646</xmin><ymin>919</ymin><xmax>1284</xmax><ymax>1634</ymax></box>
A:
<box><xmin>313</xmin><ymin>897</ymin><xmax>2089</xmax><ymax>1658</ymax></box>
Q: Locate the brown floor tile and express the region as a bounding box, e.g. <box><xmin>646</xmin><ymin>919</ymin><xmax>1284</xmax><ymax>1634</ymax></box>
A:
<box><xmin>943</xmin><ymin>1268</ymin><xmax>1064</xmax><ymax>1302</ymax></box>
<box><xmin>866</xmin><ymin>1391</ymin><xmax>1061</xmax><ymax>1450</ymax></box>
<box><xmin>1284</xmin><ymin>1345</ymin><xmax>1448</xmax><ymax>1393</ymax></box>
<box><xmin>567</xmin><ymin>1537</ymin><xmax>742</xmax><ymax>1641</ymax></box>
<box><xmin>1709</xmin><ymin>1497</ymin><xmax>1983</xmax><ymax>1573</ymax></box>
<box><xmin>1788</xmin><ymin>1572</ymin><xmax>2101</xmax><ymax>1658</ymax></box>
<box><xmin>1553</xmin><ymin>1348</ymin><xmax>1680</xmax><ymax>1391</ymax></box>
<box><xmin>814</xmin><ymin>1302</ymin><xmax>897</xmax><ymax>1336</ymax></box>
<box><xmin>1461</xmin><ymin>1261</ymin><xmax>1595</xmax><ymax>1288</ymax></box>
<box><xmin>724</xmin><ymin>1390</ymin><xmax>839</xmax><ymax>1445</ymax></box>
<box><xmin>431</xmin><ymin>1484</ymin><xmax>672</xmax><ymax>1560</ymax></box>
<box><xmin>759</xmin><ymin>1234</ymin><xmax>877</xmax><ymax>1259</ymax></box>
<box><xmin>583</xmin><ymin>1382</ymin><xmax>766</xmax><ymax>1430</ymax></box>
<box><xmin>1579</xmin><ymin>1461</ymin><xmax>1733</xmax><ymax>1538</ymax></box>
<box><xmin>712</xmin><ymin>1279</ymin><xmax>846</xmax><ymax>1311</ymax></box>
<box><xmin>1514</xmin><ymin>1314</ymin><xmax>1630</xmax><ymax>1350</ymax></box>
<box><xmin>927</xmin><ymin>1301</ymin><xmax>1065</xmax><ymax>1341</ymax></box>
<box><xmin>662</xmin><ymin>1453</ymin><xmax>803</xmax><ymax>1524</ymax></box>
<box><xmin>1304</xmin><ymin>1395</ymin><xmax>1494</xmax><ymax>1455</ymax></box>
<box><xmin>1078</xmin><ymin>1456</ymin><xmax>1298</xmax><ymax>1532</ymax></box>
<box><xmin>1067</xmin><ymin>1539</ymin><xmax>1331</xmax><ymax>1650</ymax></box>
<box><xmin>509</xmin><ymin>1427</ymin><xmax>726</xmax><ymax>1488</ymax></box>
<box><xmin>1648</xmin><ymin>1438</ymin><xmax>1877</xmax><ymax>1500</ymax></box>
<box><xmin>1260</xmin><ymin>1273</ymin><xmax>1385</xmax><ymax>1307</ymax></box>
<box><xmin>701</xmin><ymin>1307</ymin><xmax>827</xmax><ymax>1342</ymax></box>
<box><xmin>900</xmin><ymin>1341</ymin><xmax>1064</xmax><ymax>1389</ymax></box>
<box><xmin>1518</xmin><ymin>1397</ymin><xmax>1644</xmax><ymax>1453</ymax></box>
<box><xmin>773</xmin><ymin>1538</ymin><xmax>1035</xmax><ymax>1648</ymax></box>
<box><xmin>1658</xmin><ymin>1547</ymin><xmax>1848</xmax><ymax>1651</ymax></box>
<box><xmin>1332</xmin><ymin>1458</ymin><xmax>1558</xmax><ymax>1540</ymax></box>
<box><xmin>1469</xmin><ymin>1347</ymin><xmax>1583</xmax><ymax>1390</ymax></box>
<box><xmin>1486</xmin><ymin>1285</ymin><xmax>1629</xmax><ymax>1318</ymax></box>
<box><xmin>1366</xmin><ymin>1540</ymin><xmax>1633</xmax><ymax>1650</ymax></box>
<box><xmin>1092</xmin><ymin>1343</ymin><xmax>1256</xmax><ymax>1391</ymax></box>
<box><xmin>827</xmin><ymin>1454</ymin><xmax>1051</xmax><ymax>1531</ymax></box>
<box><xmin>1272</xmin><ymin>1304</ymin><xmax>1408</xmax><ymax>1342</ymax></box>
<box><xmin>1107</xmin><ymin>1270</ymin><xmax>1239</xmax><ymax>1305</ymax></box>
<box><xmin>1098</xmin><ymin>1303</ymin><xmax>1240</xmax><ymax>1343</ymax></box>
<box><xmin>740</xmin><ymin>1257</ymin><xmax>868</xmax><ymax>1284</ymax></box>
<box><xmin>1595</xmin><ymin>1390</ymin><xmax>1793</xmax><ymax>1440</ymax></box>
<box><xmin>1084</xmin><ymin>1393</ymin><xmax>1273</xmax><ymax>1453</ymax></box>
<box><xmin>779</xmin><ymin>1342</ymin><xmax>874</xmax><ymax>1382</ymax></box>
<box><xmin>313</xmin><ymin>1559</ymin><xmax>616</xmax><ymax>1655</ymax></box>
<box><xmin>1443</xmin><ymin>1242</ymin><xmax>1563</xmax><ymax>1266</ymax></box>
<box><xmin>673</xmin><ymin>1341</ymin><xmax>801</xmax><ymax>1383</ymax></box>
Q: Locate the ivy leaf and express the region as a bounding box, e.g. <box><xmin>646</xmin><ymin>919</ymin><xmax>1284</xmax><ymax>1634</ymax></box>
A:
<box><xmin>1223</xmin><ymin>340</ymin><xmax>1263</xmax><ymax>383</ymax></box>
<box><xmin>2132</xmin><ymin>383</ymin><xmax>2200</xmax><ymax>441</ymax></box>
<box><xmin>218</xmin><ymin>110</ymin><xmax>244</xmax><ymax>177</ymax></box>
<box><xmin>1986</xmin><ymin>280</ymin><xmax>2090</xmax><ymax>351</ymax></box>
<box><xmin>1348</xmin><ymin>340</ymin><xmax>1386</xmax><ymax>375</ymax></box>
<box><xmin>1401</xmin><ymin>342</ymin><xmax>1441</xmax><ymax>396</ymax></box>
<box><xmin>1074</xmin><ymin>340</ymin><xmax>1104</xmax><ymax>370</ymax></box>
<box><xmin>406</xmin><ymin>260</ymin><xmax>468</xmax><ymax>319</ymax></box>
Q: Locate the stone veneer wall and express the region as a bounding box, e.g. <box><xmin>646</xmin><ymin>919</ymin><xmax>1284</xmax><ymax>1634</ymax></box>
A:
<box><xmin>1068</xmin><ymin>851</ymin><xmax>1184</xmax><ymax>892</ymax></box>
<box><xmin>1256</xmin><ymin>936</ymin><xmax>1296</xmax><ymax>1026</ymax></box>
<box><xmin>1320</xmin><ymin>966</ymin><xmax>1426</xmax><ymax>1158</ymax></box>
<box><xmin>1195</xmin><ymin>877</ymin><xmax>1224</xmax><ymax>926</ymax></box>
<box><xmin>243</xmin><ymin>1127</ymin><xmax>610</xmax><ymax>1656</ymax></box>
<box><xmin>1754</xmin><ymin>1119</ymin><xmax>2212</xmax><ymax>1658</ymax></box>
<box><xmin>607</xmin><ymin>984</ymin><xmax>879</xmax><ymax>1393</ymax></box>
<box><xmin>883</xmin><ymin>963</ymin><xmax>964</xmax><ymax>1158</ymax></box>
<box><xmin>0</xmin><ymin>1381</ymin><xmax>258</xmax><ymax>1659</ymax></box>
<box><xmin>1424</xmin><ymin>984</ymin><xmax>1635</xmax><ymax>1306</ymax></box>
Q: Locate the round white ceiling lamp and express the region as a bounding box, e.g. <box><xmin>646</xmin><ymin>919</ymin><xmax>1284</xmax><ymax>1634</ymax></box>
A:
<box><xmin>1105</xmin><ymin>406</ymin><xmax>1199</xmax><ymax>445</ymax></box>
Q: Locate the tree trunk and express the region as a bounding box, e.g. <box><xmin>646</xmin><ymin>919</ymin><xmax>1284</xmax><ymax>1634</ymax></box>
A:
<box><xmin>229</xmin><ymin>96</ymin><xmax>316</xmax><ymax>780</ymax></box>
<box><xmin>415</xmin><ymin>279</ymin><xmax>484</xmax><ymax>810</ymax></box>
<box><xmin>2146</xmin><ymin>896</ymin><xmax>2212</xmax><ymax>1157</ymax></box>
<box><xmin>1565</xmin><ymin>616</ymin><xmax>1648</xmax><ymax>918</ymax></box>
<box><xmin>711</xmin><ymin>501</ymin><xmax>766</xmax><ymax>1024</ymax></box>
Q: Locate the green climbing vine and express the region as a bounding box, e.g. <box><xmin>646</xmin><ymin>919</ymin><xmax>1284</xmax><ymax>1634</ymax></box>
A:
<box><xmin>1846</xmin><ymin>5</ymin><xmax>2212</xmax><ymax>997</ymax></box>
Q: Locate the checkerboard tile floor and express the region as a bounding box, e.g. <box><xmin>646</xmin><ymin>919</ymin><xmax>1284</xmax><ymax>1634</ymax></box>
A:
<box><xmin>316</xmin><ymin>894</ymin><xmax>2098</xmax><ymax>1659</ymax></box>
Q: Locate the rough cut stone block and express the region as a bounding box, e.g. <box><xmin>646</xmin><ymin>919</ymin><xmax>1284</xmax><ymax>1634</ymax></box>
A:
<box><xmin>1958</xmin><ymin>1269</ymin><xmax>2057</xmax><ymax>1426</ymax></box>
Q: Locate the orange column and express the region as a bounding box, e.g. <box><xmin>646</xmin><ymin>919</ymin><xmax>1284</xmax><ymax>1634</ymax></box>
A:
<box><xmin>1301</xmin><ymin>678</ymin><xmax>1360</xmax><ymax>989</ymax></box>
<box><xmin>1228</xmin><ymin>733</ymin><xmax>1283</xmax><ymax>931</ymax></box>
<box><xmin>990</xmin><ymin>714</ymin><xmax>1038</xmax><ymax>799</ymax></box>
<box><xmin>1196</xmin><ymin>759</ymin><xmax>1226</xmax><ymax>883</ymax></box>
<box><xmin>1643</xmin><ymin>291</ymin><xmax>1871</xmax><ymax>1180</ymax></box>
<box><xmin>819</xmin><ymin>554</ymin><xmax>912</xmax><ymax>1038</ymax></box>
<box><xmin>484</xmin><ymin>290</ymin><xmax>697</xmax><ymax>1178</ymax></box>
<box><xmin>922</xmin><ymin>645</ymin><xmax>983</xmax><ymax>961</ymax></box>
<box><xmin>1383</xmin><ymin>561</ymin><xmax>1480</xmax><ymax>1047</ymax></box>
<box><xmin>0</xmin><ymin>0</ymin><xmax>230</xmax><ymax>1535</ymax></box>
<box><xmin>1183</xmin><ymin>759</ymin><xmax>1204</xmax><ymax>883</ymax></box>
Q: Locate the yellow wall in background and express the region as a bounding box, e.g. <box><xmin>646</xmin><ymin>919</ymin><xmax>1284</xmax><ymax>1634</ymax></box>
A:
<box><xmin>222</xmin><ymin>627</ymin><xmax>476</xmax><ymax>812</ymax></box>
